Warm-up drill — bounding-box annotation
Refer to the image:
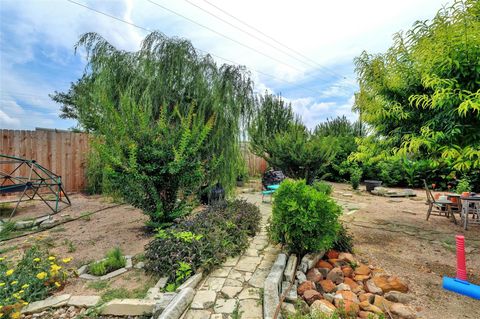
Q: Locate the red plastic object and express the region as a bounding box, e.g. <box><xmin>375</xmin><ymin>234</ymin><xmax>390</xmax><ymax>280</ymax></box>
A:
<box><xmin>456</xmin><ymin>235</ymin><xmax>467</xmax><ymax>280</ymax></box>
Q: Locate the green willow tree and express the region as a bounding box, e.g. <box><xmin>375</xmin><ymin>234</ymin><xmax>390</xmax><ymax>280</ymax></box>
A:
<box><xmin>353</xmin><ymin>0</ymin><xmax>480</xmax><ymax>186</ymax></box>
<box><xmin>52</xmin><ymin>31</ymin><xmax>255</xmax><ymax>195</ymax></box>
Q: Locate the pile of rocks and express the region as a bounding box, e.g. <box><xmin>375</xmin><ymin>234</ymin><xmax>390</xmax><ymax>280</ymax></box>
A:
<box><xmin>287</xmin><ymin>250</ymin><xmax>416</xmax><ymax>319</ymax></box>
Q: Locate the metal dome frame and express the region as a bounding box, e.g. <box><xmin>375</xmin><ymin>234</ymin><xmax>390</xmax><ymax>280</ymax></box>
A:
<box><xmin>0</xmin><ymin>154</ymin><xmax>71</xmax><ymax>219</ymax></box>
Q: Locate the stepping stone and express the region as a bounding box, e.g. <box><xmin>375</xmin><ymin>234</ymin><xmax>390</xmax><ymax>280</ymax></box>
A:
<box><xmin>235</xmin><ymin>256</ymin><xmax>262</xmax><ymax>272</ymax></box>
<box><xmin>68</xmin><ymin>295</ymin><xmax>100</xmax><ymax>307</ymax></box>
<box><xmin>238</xmin><ymin>287</ymin><xmax>260</xmax><ymax>300</ymax></box>
<box><xmin>214</xmin><ymin>299</ymin><xmax>237</xmax><ymax>314</ymax></box>
<box><xmin>221</xmin><ymin>286</ymin><xmax>243</xmax><ymax>298</ymax></box>
<box><xmin>239</xmin><ymin>299</ymin><xmax>262</xmax><ymax>318</ymax></box>
<box><xmin>202</xmin><ymin>277</ymin><xmax>226</xmax><ymax>291</ymax></box>
<box><xmin>184</xmin><ymin>309</ymin><xmax>211</xmax><ymax>319</ymax></box>
<box><xmin>228</xmin><ymin>269</ymin><xmax>245</xmax><ymax>281</ymax></box>
<box><xmin>224</xmin><ymin>278</ymin><xmax>243</xmax><ymax>287</ymax></box>
<box><xmin>191</xmin><ymin>290</ymin><xmax>216</xmax><ymax>309</ymax></box>
<box><xmin>210</xmin><ymin>267</ymin><xmax>232</xmax><ymax>278</ymax></box>
<box><xmin>223</xmin><ymin>256</ymin><xmax>240</xmax><ymax>267</ymax></box>
<box><xmin>249</xmin><ymin>268</ymin><xmax>269</xmax><ymax>288</ymax></box>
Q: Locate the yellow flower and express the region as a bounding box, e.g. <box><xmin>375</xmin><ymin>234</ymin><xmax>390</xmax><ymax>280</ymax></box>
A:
<box><xmin>0</xmin><ymin>313</ymin><xmax>3</xmax><ymax>318</ymax></box>
<box><xmin>0</xmin><ymin>257</ymin><xmax>4</xmax><ymax>261</ymax></box>
<box><xmin>11</xmin><ymin>280</ymin><xmax>18</xmax><ymax>285</ymax></box>
<box><xmin>33</xmin><ymin>258</ymin><xmax>41</xmax><ymax>262</ymax></box>
<box><xmin>54</xmin><ymin>282</ymin><xmax>61</xmax><ymax>288</ymax></box>
<box><xmin>11</xmin><ymin>312</ymin><xmax>21</xmax><ymax>319</ymax></box>
<box><xmin>48</xmin><ymin>256</ymin><xmax>56</xmax><ymax>261</ymax></box>
<box><xmin>23</xmin><ymin>302</ymin><xmax>29</xmax><ymax>306</ymax></box>
<box><xmin>21</xmin><ymin>284</ymin><xmax>29</xmax><ymax>289</ymax></box>
<box><xmin>62</xmin><ymin>257</ymin><xmax>72</xmax><ymax>263</ymax></box>
<box><xmin>36</xmin><ymin>272</ymin><xmax>47</xmax><ymax>280</ymax></box>
<box><xmin>0</xmin><ymin>282</ymin><xmax>5</xmax><ymax>287</ymax></box>
<box><xmin>18</xmin><ymin>290</ymin><xmax>24</xmax><ymax>294</ymax></box>
<box><xmin>5</xmin><ymin>269</ymin><xmax>14</xmax><ymax>276</ymax></box>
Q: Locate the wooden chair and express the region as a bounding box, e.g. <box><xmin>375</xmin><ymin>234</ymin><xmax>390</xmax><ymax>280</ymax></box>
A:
<box><xmin>424</xmin><ymin>179</ymin><xmax>453</xmax><ymax>221</ymax></box>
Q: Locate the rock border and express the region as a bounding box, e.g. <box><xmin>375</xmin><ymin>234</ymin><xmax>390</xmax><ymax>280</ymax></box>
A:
<box><xmin>263</xmin><ymin>253</ymin><xmax>288</xmax><ymax>319</ymax></box>
<box><xmin>77</xmin><ymin>255</ymin><xmax>133</xmax><ymax>280</ymax></box>
<box><xmin>21</xmin><ymin>273</ymin><xmax>201</xmax><ymax>319</ymax></box>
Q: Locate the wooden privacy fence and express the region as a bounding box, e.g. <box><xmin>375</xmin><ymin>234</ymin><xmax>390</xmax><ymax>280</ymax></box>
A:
<box><xmin>0</xmin><ymin>129</ymin><xmax>267</xmax><ymax>193</ymax></box>
<box><xmin>1</xmin><ymin>128</ymin><xmax>89</xmax><ymax>193</ymax></box>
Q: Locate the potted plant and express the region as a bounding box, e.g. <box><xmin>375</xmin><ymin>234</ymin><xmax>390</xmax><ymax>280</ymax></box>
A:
<box><xmin>364</xmin><ymin>180</ymin><xmax>382</xmax><ymax>192</ymax></box>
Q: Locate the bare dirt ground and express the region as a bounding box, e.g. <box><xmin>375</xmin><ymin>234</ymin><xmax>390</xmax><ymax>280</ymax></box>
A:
<box><xmin>331</xmin><ymin>182</ymin><xmax>480</xmax><ymax>319</ymax></box>
<box><xmin>1</xmin><ymin>194</ymin><xmax>154</xmax><ymax>296</ymax></box>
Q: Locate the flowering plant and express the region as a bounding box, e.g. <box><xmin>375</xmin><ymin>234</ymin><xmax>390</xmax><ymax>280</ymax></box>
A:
<box><xmin>0</xmin><ymin>246</ymin><xmax>75</xmax><ymax>318</ymax></box>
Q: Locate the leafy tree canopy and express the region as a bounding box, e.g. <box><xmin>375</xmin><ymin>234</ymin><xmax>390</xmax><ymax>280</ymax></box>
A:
<box><xmin>353</xmin><ymin>0</ymin><xmax>480</xmax><ymax>172</ymax></box>
<box><xmin>52</xmin><ymin>31</ymin><xmax>255</xmax><ymax>192</ymax></box>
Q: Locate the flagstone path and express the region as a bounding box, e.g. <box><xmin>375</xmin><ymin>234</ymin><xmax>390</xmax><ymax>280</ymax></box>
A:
<box><xmin>183</xmin><ymin>192</ymin><xmax>281</xmax><ymax>319</ymax></box>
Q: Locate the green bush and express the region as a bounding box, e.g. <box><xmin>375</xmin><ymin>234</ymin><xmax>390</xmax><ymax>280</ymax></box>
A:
<box><xmin>312</xmin><ymin>181</ymin><xmax>332</xmax><ymax>195</ymax></box>
<box><xmin>456</xmin><ymin>177</ymin><xmax>472</xmax><ymax>194</ymax></box>
<box><xmin>269</xmin><ymin>179</ymin><xmax>341</xmax><ymax>254</ymax></box>
<box><xmin>332</xmin><ymin>223</ymin><xmax>354</xmax><ymax>253</ymax></box>
<box><xmin>349</xmin><ymin>166</ymin><xmax>362</xmax><ymax>190</ymax></box>
<box><xmin>144</xmin><ymin>200</ymin><xmax>260</xmax><ymax>283</ymax></box>
<box><xmin>88</xmin><ymin>247</ymin><xmax>126</xmax><ymax>276</ymax></box>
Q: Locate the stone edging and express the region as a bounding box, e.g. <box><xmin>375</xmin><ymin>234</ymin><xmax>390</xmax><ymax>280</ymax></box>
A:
<box><xmin>263</xmin><ymin>253</ymin><xmax>288</xmax><ymax>319</ymax></box>
<box><xmin>77</xmin><ymin>255</ymin><xmax>133</xmax><ymax>280</ymax></box>
<box><xmin>21</xmin><ymin>273</ymin><xmax>203</xmax><ymax>319</ymax></box>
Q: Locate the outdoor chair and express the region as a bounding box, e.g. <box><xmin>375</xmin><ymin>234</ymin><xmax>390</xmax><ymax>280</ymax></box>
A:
<box><xmin>424</xmin><ymin>179</ymin><xmax>453</xmax><ymax>221</ymax></box>
<box><xmin>262</xmin><ymin>190</ymin><xmax>275</xmax><ymax>203</ymax></box>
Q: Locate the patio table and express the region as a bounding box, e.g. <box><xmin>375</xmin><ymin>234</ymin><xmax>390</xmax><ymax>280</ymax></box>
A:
<box><xmin>460</xmin><ymin>195</ymin><xmax>480</xmax><ymax>230</ymax></box>
<box><xmin>435</xmin><ymin>198</ymin><xmax>457</xmax><ymax>224</ymax></box>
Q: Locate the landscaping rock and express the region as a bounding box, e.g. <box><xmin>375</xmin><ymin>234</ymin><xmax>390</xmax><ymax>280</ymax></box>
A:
<box><xmin>338</xmin><ymin>252</ymin><xmax>355</xmax><ymax>263</ymax></box>
<box><xmin>359</xmin><ymin>301</ymin><xmax>383</xmax><ymax>315</ymax></box>
<box><xmin>366</xmin><ymin>279</ymin><xmax>383</xmax><ymax>295</ymax></box>
<box><xmin>373</xmin><ymin>295</ymin><xmax>393</xmax><ymax>312</ymax></box>
<box><xmin>22</xmin><ymin>294</ymin><xmax>71</xmax><ymax>314</ymax></box>
<box><xmin>134</xmin><ymin>261</ymin><xmax>145</xmax><ymax>269</ymax></box>
<box><xmin>303</xmin><ymin>289</ymin><xmax>322</xmax><ymax>305</ymax></box>
<box><xmin>326</xmin><ymin>250</ymin><xmax>340</xmax><ymax>260</ymax></box>
<box><xmin>310</xmin><ymin>299</ymin><xmax>336</xmax><ymax>315</ymax></box>
<box><xmin>296</xmin><ymin>270</ymin><xmax>307</xmax><ymax>284</ymax></box>
<box><xmin>153</xmin><ymin>292</ymin><xmax>177</xmax><ymax>315</ymax></box>
<box><xmin>355</xmin><ymin>264</ymin><xmax>371</xmax><ymax>276</ymax></box>
<box><xmin>373</xmin><ymin>275</ymin><xmax>408</xmax><ymax>293</ymax></box>
<box><xmin>354</xmin><ymin>274</ymin><xmax>371</xmax><ymax>281</ymax></box>
<box><xmin>68</xmin><ymin>295</ymin><xmax>100</xmax><ymax>307</ymax></box>
<box><xmin>284</xmin><ymin>254</ymin><xmax>297</xmax><ymax>282</ymax></box>
<box><xmin>385</xmin><ymin>290</ymin><xmax>414</xmax><ymax>303</ymax></box>
<box><xmin>155</xmin><ymin>277</ymin><xmax>169</xmax><ymax>289</ymax></box>
<box><xmin>390</xmin><ymin>303</ymin><xmax>416</xmax><ymax>319</ymax></box>
<box><xmin>341</xmin><ymin>266</ymin><xmax>354</xmax><ymax>277</ymax></box>
<box><xmin>315</xmin><ymin>260</ymin><xmax>333</xmax><ymax>270</ymax></box>
<box><xmin>102</xmin><ymin>299</ymin><xmax>156</xmax><ymax>316</ymax></box>
<box><xmin>281</xmin><ymin>281</ymin><xmax>298</xmax><ymax>302</ymax></box>
<box><xmin>306</xmin><ymin>268</ymin><xmax>323</xmax><ymax>283</ymax></box>
<box><xmin>191</xmin><ymin>290</ymin><xmax>216</xmax><ymax>309</ymax></box>
<box><xmin>344</xmin><ymin>277</ymin><xmax>360</xmax><ymax>291</ymax></box>
<box><xmin>146</xmin><ymin>287</ymin><xmax>163</xmax><ymax>300</ymax></box>
<box><xmin>318</xmin><ymin>279</ymin><xmax>336</xmax><ymax>293</ymax></box>
<box><xmin>323</xmin><ymin>293</ymin><xmax>335</xmax><ymax>303</ymax></box>
<box><xmin>298</xmin><ymin>281</ymin><xmax>316</xmax><ymax>295</ymax></box>
<box><xmin>177</xmin><ymin>273</ymin><xmax>203</xmax><ymax>291</ymax></box>
<box><xmin>359</xmin><ymin>310</ymin><xmax>378</xmax><ymax>319</ymax></box>
<box><xmin>337</xmin><ymin>290</ymin><xmax>359</xmax><ymax>303</ymax></box>
<box><xmin>282</xmin><ymin>302</ymin><xmax>297</xmax><ymax>316</ymax></box>
<box><xmin>300</xmin><ymin>252</ymin><xmax>325</xmax><ymax>270</ymax></box>
<box><xmin>157</xmin><ymin>288</ymin><xmax>194</xmax><ymax>319</ymax></box>
<box><xmin>359</xmin><ymin>293</ymin><xmax>374</xmax><ymax>303</ymax></box>
<box><xmin>336</xmin><ymin>283</ymin><xmax>351</xmax><ymax>291</ymax></box>
<box><xmin>326</xmin><ymin>267</ymin><xmax>344</xmax><ymax>284</ymax></box>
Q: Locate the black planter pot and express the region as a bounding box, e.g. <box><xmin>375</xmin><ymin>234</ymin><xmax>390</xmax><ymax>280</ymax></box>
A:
<box><xmin>365</xmin><ymin>180</ymin><xmax>382</xmax><ymax>192</ymax></box>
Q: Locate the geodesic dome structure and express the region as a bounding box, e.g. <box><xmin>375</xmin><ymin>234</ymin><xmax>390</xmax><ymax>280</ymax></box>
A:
<box><xmin>0</xmin><ymin>154</ymin><xmax>71</xmax><ymax>219</ymax></box>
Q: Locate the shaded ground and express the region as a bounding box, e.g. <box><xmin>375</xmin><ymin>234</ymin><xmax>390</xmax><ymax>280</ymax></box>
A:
<box><xmin>332</xmin><ymin>182</ymin><xmax>480</xmax><ymax>319</ymax></box>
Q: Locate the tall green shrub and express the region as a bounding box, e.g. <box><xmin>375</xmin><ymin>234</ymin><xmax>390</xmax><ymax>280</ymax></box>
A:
<box><xmin>269</xmin><ymin>179</ymin><xmax>341</xmax><ymax>254</ymax></box>
<box><xmin>90</xmin><ymin>95</ymin><xmax>214</xmax><ymax>228</ymax></box>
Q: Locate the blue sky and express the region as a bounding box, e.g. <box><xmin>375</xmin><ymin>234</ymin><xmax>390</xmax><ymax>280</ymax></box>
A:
<box><xmin>0</xmin><ymin>0</ymin><xmax>446</xmax><ymax>130</ymax></box>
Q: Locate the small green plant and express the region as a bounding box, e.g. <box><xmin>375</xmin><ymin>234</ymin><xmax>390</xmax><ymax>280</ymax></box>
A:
<box><xmin>349</xmin><ymin>166</ymin><xmax>362</xmax><ymax>190</ymax></box>
<box><xmin>101</xmin><ymin>286</ymin><xmax>149</xmax><ymax>303</ymax></box>
<box><xmin>80</xmin><ymin>212</ymin><xmax>92</xmax><ymax>221</ymax></box>
<box><xmin>64</xmin><ymin>239</ymin><xmax>76</xmax><ymax>253</ymax></box>
<box><xmin>165</xmin><ymin>261</ymin><xmax>192</xmax><ymax>292</ymax></box>
<box><xmin>0</xmin><ymin>220</ymin><xmax>16</xmax><ymax>239</ymax></box>
<box><xmin>87</xmin><ymin>280</ymin><xmax>110</xmax><ymax>291</ymax></box>
<box><xmin>332</xmin><ymin>223</ymin><xmax>354</xmax><ymax>253</ymax></box>
<box><xmin>269</xmin><ymin>179</ymin><xmax>341</xmax><ymax>255</ymax></box>
<box><xmin>455</xmin><ymin>177</ymin><xmax>472</xmax><ymax>194</ymax></box>
<box><xmin>312</xmin><ymin>181</ymin><xmax>332</xmax><ymax>195</ymax></box>
<box><xmin>88</xmin><ymin>247</ymin><xmax>126</xmax><ymax>276</ymax></box>
<box><xmin>231</xmin><ymin>300</ymin><xmax>243</xmax><ymax>319</ymax></box>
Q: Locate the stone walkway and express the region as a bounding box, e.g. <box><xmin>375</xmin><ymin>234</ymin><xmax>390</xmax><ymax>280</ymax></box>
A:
<box><xmin>183</xmin><ymin>192</ymin><xmax>280</xmax><ymax>319</ymax></box>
